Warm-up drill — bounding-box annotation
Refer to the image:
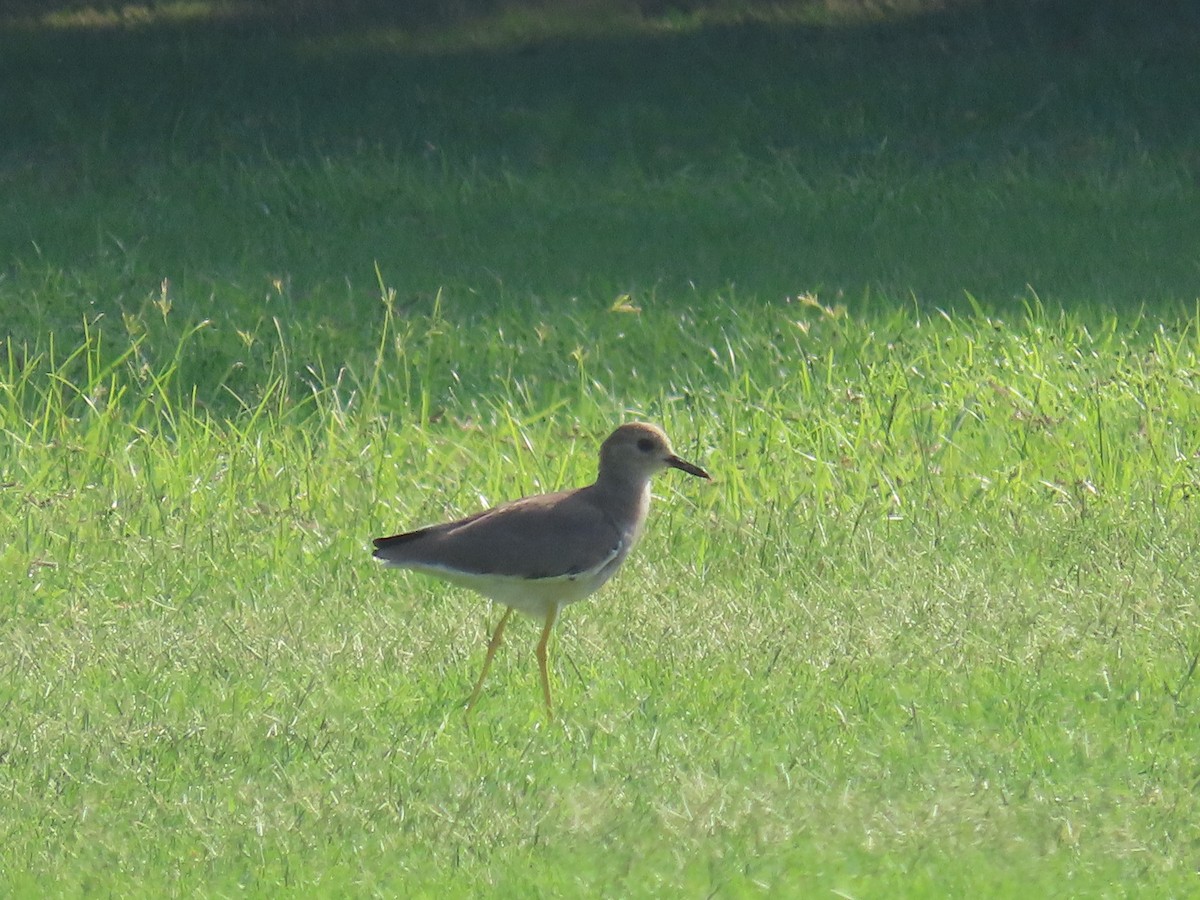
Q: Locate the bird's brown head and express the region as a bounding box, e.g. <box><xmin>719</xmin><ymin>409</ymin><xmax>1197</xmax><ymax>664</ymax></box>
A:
<box><xmin>597</xmin><ymin>423</ymin><xmax>710</xmax><ymax>484</ymax></box>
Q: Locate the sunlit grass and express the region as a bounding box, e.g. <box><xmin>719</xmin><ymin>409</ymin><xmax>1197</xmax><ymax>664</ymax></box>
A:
<box><xmin>12</xmin><ymin>0</ymin><xmax>953</xmax><ymax>40</ymax></box>
<box><xmin>11</xmin><ymin>1</ymin><xmax>248</xmax><ymax>30</ymax></box>
<box><xmin>3</xmin><ymin>287</ymin><xmax>1199</xmax><ymax>894</ymax></box>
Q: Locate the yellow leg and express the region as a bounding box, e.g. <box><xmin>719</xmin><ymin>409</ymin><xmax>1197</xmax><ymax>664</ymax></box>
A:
<box><xmin>466</xmin><ymin>607</ymin><xmax>514</xmax><ymax>714</ymax></box>
<box><xmin>536</xmin><ymin>605</ymin><xmax>559</xmax><ymax>719</ymax></box>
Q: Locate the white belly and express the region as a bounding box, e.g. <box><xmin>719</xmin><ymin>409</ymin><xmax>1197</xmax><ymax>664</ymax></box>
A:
<box><xmin>406</xmin><ymin>543</ymin><xmax>628</xmax><ymax>618</ymax></box>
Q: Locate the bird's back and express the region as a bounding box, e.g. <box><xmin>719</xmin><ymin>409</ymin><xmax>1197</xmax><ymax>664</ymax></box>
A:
<box><xmin>373</xmin><ymin>486</ymin><xmax>631</xmax><ymax>576</ymax></box>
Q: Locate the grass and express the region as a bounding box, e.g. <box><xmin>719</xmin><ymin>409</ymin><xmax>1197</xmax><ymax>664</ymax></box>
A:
<box><xmin>3</xmin><ymin>1</ymin><xmax>1200</xmax><ymax>896</ymax></box>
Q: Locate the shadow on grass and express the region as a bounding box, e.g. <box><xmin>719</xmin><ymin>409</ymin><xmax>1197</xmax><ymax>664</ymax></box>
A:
<box><xmin>4</xmin><ymin>0</ymin><xmax>1197</xmax><ymax>164</ymax></box>
<box><xmin>2</xmin><ymin>0</ymin><xmax>1198</xmax><ymax>317</ymax></box>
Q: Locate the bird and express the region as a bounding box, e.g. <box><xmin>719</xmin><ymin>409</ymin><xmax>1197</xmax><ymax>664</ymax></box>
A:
<box><xmin>371</xmin><ymin>422</ymin><xmax>710</xmax><ymax>718</ymax></box>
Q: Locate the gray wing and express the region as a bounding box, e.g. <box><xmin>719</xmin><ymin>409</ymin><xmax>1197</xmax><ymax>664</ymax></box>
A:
<box><xmin>373</xmin><ymin>488</ymin><xmax>621</xmax><ymax>579</ymax></box>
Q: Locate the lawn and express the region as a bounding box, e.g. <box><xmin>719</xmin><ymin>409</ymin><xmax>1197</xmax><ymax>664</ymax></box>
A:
<box><xmin>2</xmin><ymin>1</ymin><xmax>1199</xmax><ymax>896</ymax></box>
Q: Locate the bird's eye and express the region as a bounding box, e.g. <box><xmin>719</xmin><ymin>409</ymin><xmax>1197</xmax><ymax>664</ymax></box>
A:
<box><xmin>637</xmin><ymin>437</ymin><xmax>655</xmax><ymax>453</ymax></box>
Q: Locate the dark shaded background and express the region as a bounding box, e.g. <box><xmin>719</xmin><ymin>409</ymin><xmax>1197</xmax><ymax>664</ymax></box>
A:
<box><xmin>5</xmin><ymin>0</ymin><xmax>1196</xmax><ymax>37</ymax></box>
<box><xmin>3</xmin><ymin>0</ymin><xmax>1198</xmax><ymax>323</ymax></box>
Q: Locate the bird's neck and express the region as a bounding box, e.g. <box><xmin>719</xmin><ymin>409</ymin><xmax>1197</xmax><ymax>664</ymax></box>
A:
<box><xmin>592</xmin><ymin>472</ymin><xmax>653</xmax><ymax>540</ymax></box>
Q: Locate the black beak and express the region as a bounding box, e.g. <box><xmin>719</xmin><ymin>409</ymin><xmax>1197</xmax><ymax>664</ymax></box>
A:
<box><xmin>666</xmin><ymin>454</ymin><xmax>710</xmax><ymax>479</ymax></box>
